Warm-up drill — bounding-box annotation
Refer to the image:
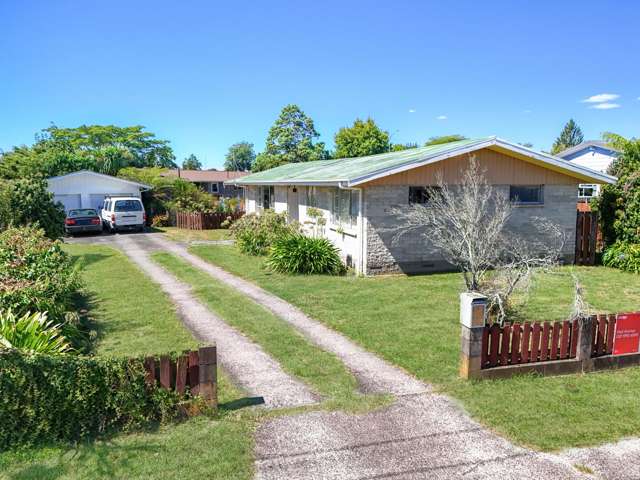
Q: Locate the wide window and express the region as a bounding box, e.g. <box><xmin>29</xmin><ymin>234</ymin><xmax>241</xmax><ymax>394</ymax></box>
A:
<box><xmin>258</xmin><ymin>186</ymin><xmax>274</xmax><ymax>210</ymax></box>
<box><xmin>306</xmin><ymin>186</ymin><xmax>319</xmax><ymax>208</ymax></box>
<box><xmin>331</xmin><ymin>189</ymin><xmax>359</xmax><ymax>227</ymax></box>
<box><xmin>114</xmin><ymin>200</ymin><xmax>143</xmax><ymax>212</ymax></box>
<box><xmin>509</xmin><ymin>185</ymin><xmax>544</xmax><ymax>205</ymax></box>
<box><xmin>409</xmin><ymin>186</ymin><xmax>441</xmax><ymax>205</ymax></box>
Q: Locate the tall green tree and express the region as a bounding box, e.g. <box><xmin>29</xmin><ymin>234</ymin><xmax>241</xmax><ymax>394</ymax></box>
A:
<box><xmin>334</xmin><ymin>118</ymin><xmax>390</xmax><ymax>158</ymax></box>
<box><xmin>0</xmin><ymin>124</ymin><xmax>176</xmax><ymax>180</ymax></box>
<box><xmin>182</xmin><ymin>154</ymin><xmax>202</xmax><ymax>170</ymax></box>
<box><xmin>252</xmin><ymin>105</ymin><xmax>326</xmax><ymax>172</ymax></box>
<box><xmin>224</xmin><ymin>142</ymin><xmax>256</xmax><ymax>171</ymax></box>
<box><xmin>390</xmin><ymin>142</ymin><xmax>419</xmax><ymax>152</ymax></box>
<box><xmin>424</xmin><ymin>134</ymin><xmax>467</xmax><ymax>146</ymax></box>
<box><xmin>551</xmin><ymin>119</ymin><xmax>584</xmax><ymax>154</ymax></box>
<box><xmin>595</xmin><ymin>138</ymin><xmax>640</xmax><ymax>246</ymax></box>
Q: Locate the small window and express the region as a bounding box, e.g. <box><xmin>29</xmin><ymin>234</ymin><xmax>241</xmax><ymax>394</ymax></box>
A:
<box><xmin>510</xmin><ymin>185</ymin><xmax>544</xmax><ymax>205</ymax></box>
<box><xmin>331</xmin><ymin>189</ymin><xmax>359</xmax><ymax>227</ymax></box>
<box><xmin>578</xmin><ymin>184</ymin><xmax>597</xmax><ymax>198</ymax></box>
<box><xmin>210</xmin><ymin>183</ymin><xmax>219</xmax><ymax>193</ymax></box>
<box><xmin>258</xmin><ymin>186</ymin><xmax>274</xmax><ymax>210</ymax></box>
<box><xmin>409</xmin><ymin>186</ymin><xmax>441</xmax><ymax>204</ymax></box>
<box><xmin>306</xmin><ymin>186</ymin><xmax>318</xmax><ymax>208</ymax></box>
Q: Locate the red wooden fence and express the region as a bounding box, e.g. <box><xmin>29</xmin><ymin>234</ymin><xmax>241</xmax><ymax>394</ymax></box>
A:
<box><xmin>575</xmin><ymin>211</ymin><xmax>598</xmax><ymax>266</ymax></box>
<box><xmin>143</xmin><ymin>346</ymin><xmax>217</xmax><ymax>407</ymax></box>
<box><xmin>175</xmin><ymin>211</ymin><xmax>244</xmax><ymax>230</ymax></box>
<box><xmin>481</xmin><ymin>319</ymin><xmax>579</xmax><ymax>369</ymax></box>
<box><xmin>481</xmin><ymin>314</ymin><xmax>618</xmax><ymax>369</ymax></box>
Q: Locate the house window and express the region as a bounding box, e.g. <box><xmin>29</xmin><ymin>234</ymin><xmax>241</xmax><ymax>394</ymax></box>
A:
<box><xmin>210</xmin><ymin>182</ymin><xmax>219</xmax><ymax>193</ymax></box>
<box><xmin>258</xmin><ymin>186</ymin><xmax>274</xmax><ymax>210</ymax></box>
<box><xmin>331</xmin><ymin>189</ymin><xmax>359</xmax><ymax>227</ymax></box>
<box><xmin>578</xmin><ymin>184</ymin><xmax>597</xmax><ymax>199</ymax></box>
<box><xmin>509</xmin><ymin>185</ymin><xmax>544</xmax><ymax>205</ymax></box>
<box><xmin>306</xmin><ymin>186</ymin><xmax>318</xmax><ymax>207</ymax></box>
<box><xmin>408</xmin><ymin>186</ymin><xmax>441</xmax><ymax>205</ymax></box>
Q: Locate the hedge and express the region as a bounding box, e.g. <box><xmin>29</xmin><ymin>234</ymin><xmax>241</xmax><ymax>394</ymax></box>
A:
<box><xmin>0</xmin><ymin>350</ymin><xmax>183</xmax><ymax>450</ymax></box>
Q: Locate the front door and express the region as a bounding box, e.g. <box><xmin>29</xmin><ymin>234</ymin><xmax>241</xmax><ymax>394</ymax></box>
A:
<box><xmin>287</xmin><ymin>187</ymin><xmax>299</xmax><ymax>222</ymax></box>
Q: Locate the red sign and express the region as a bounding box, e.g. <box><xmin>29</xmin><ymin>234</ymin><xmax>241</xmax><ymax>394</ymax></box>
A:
<box><xmin>613</xmin><ymin>313</ymin><xmax>640</xmax><ymax>355</ymax></box>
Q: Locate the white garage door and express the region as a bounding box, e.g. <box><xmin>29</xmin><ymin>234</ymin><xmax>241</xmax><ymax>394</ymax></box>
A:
<box><xmin>54</xmin><ymin>194</ymin><xmax>81</xmax><ymax>212</ymax></box>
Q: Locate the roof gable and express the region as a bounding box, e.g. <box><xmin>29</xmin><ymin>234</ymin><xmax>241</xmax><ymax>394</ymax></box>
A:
<box><xmin>231</xmin><ymin>137</ymin><xmax>616</xmax><ymax>187</ymax></box>
<box><xmin>47</xmin><ymin>170</ymin><xmax>151</xmax><ymax>189</ymax></box>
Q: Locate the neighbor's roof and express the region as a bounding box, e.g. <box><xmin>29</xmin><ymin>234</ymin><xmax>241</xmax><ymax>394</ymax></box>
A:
<box><xmin>556</xmin><ymin>140</ymin><xmax>620</xmax><ymax>159</ymax></box>
<box><xmin>228</xmin><ymin>137</ymin><xmax>616</xmax><ymax>187</ymax></box>
<box><xmin>47</xmin><ymin>170</ymin><xmax>151</xmax><ymax>190</ymax></box>
<box><xmin>162</xmin><ymin>169</ymin><xmax>248</xmax><ymax>182</ymax></box>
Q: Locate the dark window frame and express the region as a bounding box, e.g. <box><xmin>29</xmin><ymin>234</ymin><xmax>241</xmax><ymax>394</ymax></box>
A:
<box><xmin>408</xmin><ymin>186</ymin><xmax>441</xmax><ymax>205</ymax></box>
<box><xmin>509</xmin><ymin>185</ymin><xmax>544</xmax><ymax>205</ymax></box>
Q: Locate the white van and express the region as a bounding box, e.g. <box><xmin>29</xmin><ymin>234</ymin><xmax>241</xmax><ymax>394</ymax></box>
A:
<box><xmin>100</xmin><ymin>196</ymin><xmax>146</xmax><ymax>233</ymax></box>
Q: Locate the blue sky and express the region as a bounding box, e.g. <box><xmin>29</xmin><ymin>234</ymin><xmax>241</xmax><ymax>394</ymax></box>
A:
<box><xmin>1</xmin><ymin>0</ymin><xmax>638</xmax><ymax>169</ymax></box>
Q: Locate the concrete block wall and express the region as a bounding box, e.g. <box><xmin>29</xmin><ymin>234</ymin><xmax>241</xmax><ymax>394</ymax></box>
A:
<box><xmin>364</xmin><ymin>184</ymin><xmax>578</xmax><ymax>275</ymax></box>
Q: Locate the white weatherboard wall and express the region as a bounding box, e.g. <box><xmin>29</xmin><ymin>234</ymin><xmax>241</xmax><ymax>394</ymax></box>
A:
<box><xmin>568</xmin><ymin>150</ymin><xmax>615</xmax><ymax>173</ymax></box>
<box><xmin>47</xmin><ymin>171</ymin><xmax>145</xmax><ymax>212</ymax></box>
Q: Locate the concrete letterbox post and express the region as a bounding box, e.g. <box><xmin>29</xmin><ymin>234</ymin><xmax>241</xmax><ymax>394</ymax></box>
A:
<box><xmin>460</xmin><ymin>292</ymin><xmax>488</xmax><ymax>379</ymax></box>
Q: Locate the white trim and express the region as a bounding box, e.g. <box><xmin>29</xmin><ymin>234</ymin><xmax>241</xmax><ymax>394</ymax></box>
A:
<box><xmin>47</xmin><ymin>170</ymin><xmax>152</xmax><ymax>190</ymax></box>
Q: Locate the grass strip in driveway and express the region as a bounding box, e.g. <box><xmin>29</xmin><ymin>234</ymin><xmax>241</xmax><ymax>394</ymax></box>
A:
<box><xmin>156</xmin><ymin>227</ymin><xmax>232</xmax><ymax>243</ymax></box>
<box><xmin>190</xmin><ymin>245</ymin><xmax>640</xmax><ymax>451</ymax></box>
<box><xmin>0</xmin><ymin>244</ymin><xmax>255</xmax><ymax>480</ymax></box>
<box><xmin>152</xmin><ymin>251</ymin><xmax>389</xmax><ymax>412</ymax></box>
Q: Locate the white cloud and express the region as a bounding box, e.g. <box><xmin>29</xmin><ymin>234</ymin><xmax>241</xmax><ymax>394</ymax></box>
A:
<box><xmin>582</xmin><ymin>93</ymin><xmax>620</xmax><ymax>103</ymax></box>
<box><xmin>436</xmin><ymin>115</ymin><xmax>447</xmax><ymax>120</ymax></box>
<box><xmin>408</xmin><ymin>109</ymin><xmax>416</xmax><ymax>113</ymax></box>
<box><xmin>589</xmin><ymin>102</ymin><xmax>621</xmax><ymax>110</ymax></box>
<box><xmin>522</xmin><ymin>109</ymin><xmax>532</xmax><ymax>114</ymax></box>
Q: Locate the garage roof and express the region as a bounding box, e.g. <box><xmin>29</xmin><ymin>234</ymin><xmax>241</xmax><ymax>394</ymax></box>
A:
<box><xmin>228</xmin><ymin>137</ymin><xmax>616</xmax><ymax>187</ymax></box>
<box><xmin>47</xmin><ymin>170</ymin><xmax>151</xmax><ymax>190</ymax></box>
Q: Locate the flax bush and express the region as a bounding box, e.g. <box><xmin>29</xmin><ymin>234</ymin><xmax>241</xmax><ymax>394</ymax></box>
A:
<box><xmin>266</xmin><ymin>234</ymin><xmax>346</xmax><ymax>275</ymax></box>
<box><xmin>0</xmin><ymin>350</ymin><xmax>181</xmax><ymax>450</ymax></box>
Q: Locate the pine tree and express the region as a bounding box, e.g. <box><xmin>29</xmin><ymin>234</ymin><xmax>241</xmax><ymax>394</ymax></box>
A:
<box><xmin>551</xmin><ymin>119</ymin><xmax>584</xmax><ymax>154</ymax></box>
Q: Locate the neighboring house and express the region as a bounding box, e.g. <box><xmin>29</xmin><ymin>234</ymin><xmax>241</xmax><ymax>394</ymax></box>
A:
<box><xmin>556</xmin><ymin>141</ymin><xmax>619</xmax><ymax>200</ymax></box>
<box><xmin>47</xmin><ymin>170</ymin><xmax>150</xmax><ymax>212</ymax></box>
<box><xmin>228</xmin><ymin>137</ymin><xmax>614</xmax><ymax>276</ymax></box>
<box><xmin>161</xmin><ymin>169</ymin><xmax>247</xmax><ymax>198</ymax></box>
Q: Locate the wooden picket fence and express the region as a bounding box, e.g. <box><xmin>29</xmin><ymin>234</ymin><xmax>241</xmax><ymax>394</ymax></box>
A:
<box><xmin>175</xmin><ymin>211</ymin><xmax>244</xmax><ymax>230</ymax></box>
<box><xmin>143</xmin><ymin>346</ymin><xmax>217</xmax><ymax>407</ymax></box>
<box><xmin>481</xmin><ymin>314</ymin><xmax>617</xmax><ymax>369</ymax></box>
<box><xmin>575</xmin><ymin>210</ymin><xmax>598</xmax><ymax>266</ymax></box>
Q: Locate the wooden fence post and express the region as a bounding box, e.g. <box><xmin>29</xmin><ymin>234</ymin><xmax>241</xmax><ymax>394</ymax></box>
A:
<box><xmin>459</xmin><ymin>292</ymin><xmax>488</xmax><ymax>379</ymax></box>
<box><xmin>576</xmin><ymin>315</ymin><xmax>595</xmax><ymax>373</ymax></box>
<box><xmin>198</xmin><ymin>345</ymin><xmax>218</xmax><ymax>409</ymax></box>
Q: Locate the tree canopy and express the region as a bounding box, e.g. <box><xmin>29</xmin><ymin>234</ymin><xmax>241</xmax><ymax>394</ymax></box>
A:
<box><xmin>224</xmin><ymin>142</ymin><xmax>256</xmax><ymax>171</ymax></box>
<box><xmin>424</xmin><ymin>134</ymin><xmax>467</xmax><ymax>146</ymax></box>
<box><xmin>390</xmin><ymin>142</ymin><xmax>418</xmax><ymax>152</ymax></box>
<box><xmin>0</xmin><ymin>124</ymin><xmax>176</xmax><ymax>179</ymax></box>
<box><xmin>252</xmin><ymin>105</ymin><xmax>326</xmax><ymax>172</ymax></box>
<box><xmin>551</xmin><ymin>119</ymin><xmax>584</xmax><ymax>154</ymax></box>
<box><xmin>333</xmin><ymin>118</ymin><xmax>390</xmax><ymax>158</ymax></box>
<box><xmin>182</xmin><ymin>154</ymin><xmax>202</xmax><ymax>170</ymax></box>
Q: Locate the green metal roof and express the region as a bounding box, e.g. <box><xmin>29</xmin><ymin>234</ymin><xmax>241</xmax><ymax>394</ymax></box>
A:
<box><xmin>229</xmin><ymin>136</ymin><xmax>616</xmax><ymax>187</ymax></box>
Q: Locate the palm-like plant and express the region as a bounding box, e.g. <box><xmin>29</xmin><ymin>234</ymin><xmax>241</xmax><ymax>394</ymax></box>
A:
<box><xmin>0</xmin><ymin>310</ymin><xmax>71</xmax><ymax>354</ymax></box>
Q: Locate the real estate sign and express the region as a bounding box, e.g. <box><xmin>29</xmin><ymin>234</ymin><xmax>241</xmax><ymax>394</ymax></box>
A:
<box><xmin>613</xmin><ymin>313</ymin><xmax>640</xmax><ymax>356</ymax></box>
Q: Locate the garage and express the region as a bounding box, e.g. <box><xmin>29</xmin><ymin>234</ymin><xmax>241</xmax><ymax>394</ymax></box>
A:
<box><xmin>47</xmin><ymin>171</ymin><xmax>150</xmax><ymax>212</ymax></box>
<box><xmin>53</xmin><ymin>194</ymin><xmax>81</xmax><ymax>212</ymax></box>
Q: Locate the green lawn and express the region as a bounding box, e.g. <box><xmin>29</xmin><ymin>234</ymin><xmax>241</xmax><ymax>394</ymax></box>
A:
<box><xmin>152</xmin><ymin>252</ymin><xmax>388</xmax><ymax>412</ymax></box>
<box><xmin>157</xmin><ymin>227</ymin><xmax>232</xmax><ymax>243</ymax></box>
<box><xmin>191</xmin><ymin>245</ymin><xmax>640</xmax><ymax>451</ymax></box>
<box><xmin>0</xmin><ymin>244</ymin><xmax>255</xmax><ymax>480</ymax></box>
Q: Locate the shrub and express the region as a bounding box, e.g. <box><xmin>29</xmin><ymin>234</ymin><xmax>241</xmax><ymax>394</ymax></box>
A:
<box><xmin>0</xmin><ymin>227</ymin><xmax>80</xmax><ymax>324</ymax></box>
<box><xmin>0</xmin><ymin>177</ymin><xmax>66</xmax><ymax>239</ymax></box>
<box><xmin>0</xmin><ymin>310</ymin><xmax>71</xmax><ymax>354</ymax></box>
<box><xmin>266</xmin><ymin>234</ymin><xmax>346</xmax><ymax>275</ymax></box>
<box><xmin>230</xmin><ymin>210</ymin><xmax>299</xmax><ymax>255</ymax></box>
<box><xmin>0</xmin><ymin>350</ymin><xmax>182</xmax><ymax>449</ymax></box>
<box><xmin>602</xmin><ymin>242</ymin><xmax>640</xmax><ymax>273</ymax></box>
<box><xmin>151</xmin><ymin>213</ymin><xmax>170</xmax><ymax>227</ymax></box>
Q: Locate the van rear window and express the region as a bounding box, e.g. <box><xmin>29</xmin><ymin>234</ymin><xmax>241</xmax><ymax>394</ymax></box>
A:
<box><xmin>114</xmin><ymin>200</ymin><xmax>143</xmax><ymax>212</ymax></box>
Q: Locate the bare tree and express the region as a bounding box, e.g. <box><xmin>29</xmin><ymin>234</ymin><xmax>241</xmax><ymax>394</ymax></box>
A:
<box><xmin>392</xmin><ymin>155</ymin><xmax>566</xmax><ymax>322</ymax></box>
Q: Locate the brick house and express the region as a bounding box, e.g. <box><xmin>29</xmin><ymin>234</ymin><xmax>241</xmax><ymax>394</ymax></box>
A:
<box><xmin>228</xmin><ymin>137</ymin><xmax>615</xmax><ymax>275</ymax></box>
